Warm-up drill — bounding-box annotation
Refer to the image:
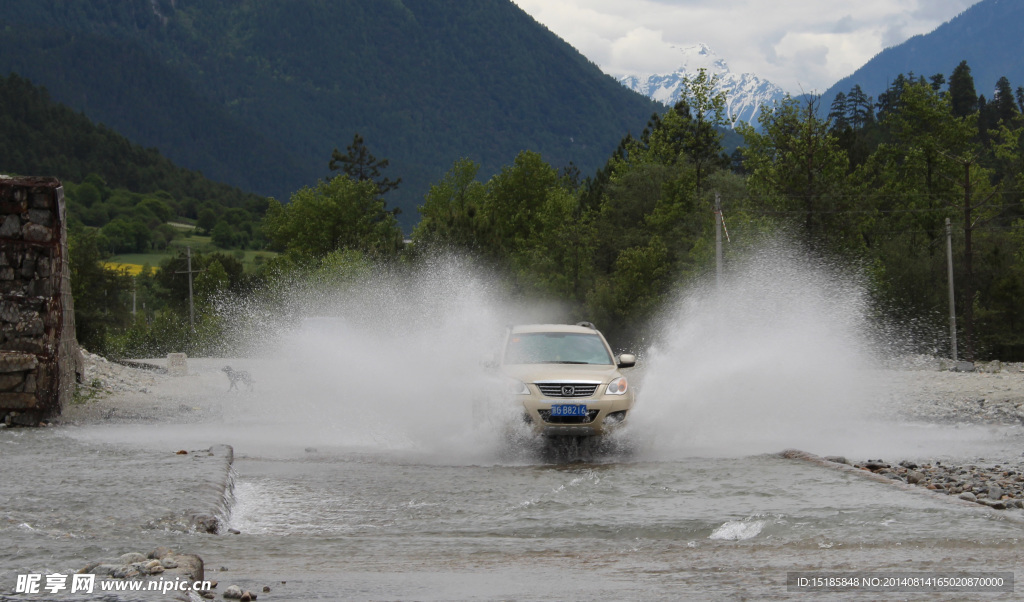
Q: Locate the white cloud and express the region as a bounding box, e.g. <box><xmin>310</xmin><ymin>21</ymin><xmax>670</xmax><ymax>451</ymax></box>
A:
<box><xmin>512</xmin><ymin>0</ymin><xmax>980</xmax><ymax>93</ymax></box>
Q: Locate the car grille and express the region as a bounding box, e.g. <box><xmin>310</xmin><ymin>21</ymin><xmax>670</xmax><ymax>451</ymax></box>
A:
<box><xmin>538</xmin><ymin>409</ymin><xmax>600</xmax><ymax>424</ymax></box>
<box><xmin>536</xmin><ymin>383</ymin><xmax>599</xmax><ymax>398</ymax></box>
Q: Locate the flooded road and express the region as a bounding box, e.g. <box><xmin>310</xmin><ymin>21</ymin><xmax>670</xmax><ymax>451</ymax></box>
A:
<box><xmin>3</xmin><ymin>413</ymin><xmax>1023</xmax><ymax>600</ymax></box>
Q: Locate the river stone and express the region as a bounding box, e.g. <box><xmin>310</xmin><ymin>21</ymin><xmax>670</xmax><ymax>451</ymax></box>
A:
<box><xmin>188</xmin><ymin>512</ymin><xmax>219</xmax><ymax>534</ymax></box>
<box><xmin>161</xmin><ymin>558</ymin><xmax>179</xmax><ymax>569</ymax></box>
<box><xmin>119</xmin><ymin>552</ymin><xmax>147</xmax><ymax>564</ymax></box>
<box><xmin>959</xmin><ymin>492</ymin><xmax>977</xmax><ymax>501</ymax></box>
<box><xmin>112</xmin><ymin>565</ymin><xmax>139</xmax><ymax>579</ymax></box>
<box><xmin>87</xmin><ymin>564</ymin><xmax>119</xmax><ymax>576</ymax></box>
<box><xmin>148</xmin><ymin>546</ymin><xmax>173</xmax><ymax>560</ymax></box>
<box><xmin>988</xmin><ymin>485</ymin><xmax>1004</xmax><ymax>500</ymax></box>
<box><xmin>907</xmin><ymin>470</ymin><xmax>926</xmax><ymax>484</ymax></box>
<box><xmin>223</xmin><ymin>585</ymin><xmax>244</xmax><ymax>599</ymax></box>
<box><xmin>170</xmin><ymin>553</ymin><xmax>204</xmax><ymax>582</ymax></box>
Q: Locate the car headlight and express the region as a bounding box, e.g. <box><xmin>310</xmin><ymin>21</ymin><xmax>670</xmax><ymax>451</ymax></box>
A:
<box><xmin>508</xmin><ymin>379</ymin><xmax>530</xmax><ymax>395</ymax></box>
<box><xmin>605</xmin><ymin>376</ymin><xmax>628</xmax><ymax>395</ymax></box>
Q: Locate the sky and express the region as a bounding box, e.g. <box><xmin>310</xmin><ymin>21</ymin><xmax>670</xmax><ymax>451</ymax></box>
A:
<box><xmin>512</xmin><ymin>0</ymin><xmax>981</xmax><ymax>94</ymax></box>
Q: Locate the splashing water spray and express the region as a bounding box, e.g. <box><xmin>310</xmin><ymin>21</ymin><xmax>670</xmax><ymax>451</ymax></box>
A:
<box><xmin>623</xmin><ymin>238</ymin><xmax>893</xmax><ymax>459</ymax></box>
<box><xmin>218</xmin><ymin>254</ymin><xmax>565</xmax><ymax>462</ymax></box>
<box><xmin>215</xmin><ymin>240</ymin><xmax>909</xmax><ymax>462</ymax></box>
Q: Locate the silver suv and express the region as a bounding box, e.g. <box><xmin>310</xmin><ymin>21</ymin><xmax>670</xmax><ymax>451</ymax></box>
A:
<box><xmin>500</xmin><ymin>322</ymin><xmax>636</xmax><ymax>437</ymax></box>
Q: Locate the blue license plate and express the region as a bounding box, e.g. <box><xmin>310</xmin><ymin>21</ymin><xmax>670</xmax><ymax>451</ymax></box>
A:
<box><xmin>550</xmin><ymin>404</ymin><xmax>588</xmax><ymax>417</ymax></box>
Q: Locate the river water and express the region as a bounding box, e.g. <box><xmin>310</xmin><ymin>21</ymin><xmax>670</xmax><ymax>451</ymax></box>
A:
<box><xmin>3</xmin><ymin>411</ymin><xmax>1023</xmax><ymax>601</ymax></box>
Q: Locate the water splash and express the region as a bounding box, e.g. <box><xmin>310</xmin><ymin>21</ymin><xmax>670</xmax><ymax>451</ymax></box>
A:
<box><xmin>219</xmin><ymin>254</ymin><xmax>558</xmax><ymax>462</ymax></box>
<box><xmin>211</xmin><ymin>241</ymin><xmax>922</xmax><ymax>462</ymax></box>
<box><xmin>626</xmin><ymin>238</ymin><xmax>886</xmax><ymax>458</ymax></box>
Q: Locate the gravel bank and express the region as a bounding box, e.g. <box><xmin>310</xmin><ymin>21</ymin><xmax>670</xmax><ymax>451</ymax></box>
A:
<box><xmin>872</xmin><ymin>360</ymin><xmax>1024</xmax><ymax>426</ymax></box>
<box><xmin>57</xmin><ymin>351</ymin><xmax>252</xmax><ymax>424</ymax></box>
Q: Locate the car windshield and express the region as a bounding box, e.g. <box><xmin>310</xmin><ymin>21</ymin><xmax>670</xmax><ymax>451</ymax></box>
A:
<box><xmin>503</xmin><ymin>332</ymin><xmax>613</xmax><ymax>365</ymax></box>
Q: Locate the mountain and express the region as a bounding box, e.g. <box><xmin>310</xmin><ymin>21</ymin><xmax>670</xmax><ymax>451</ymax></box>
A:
<box><xmin>0</xmin><ymin>73</ymin><xmax>265</xmax><ymax>215</ymax></box>
<box><xmin>618</xmin><ymin>44</ymin><xmax>786</xmax><ymax>127</ymax></box>
<box><xmin>819</xmin><ymin>0</ymin><xmax>1024</xmax><ymax>115</ymax></box>
<box><xmin>0</xmin><ymin>0</ymin><xmax>663</xmax><ymax>229</ymax></box>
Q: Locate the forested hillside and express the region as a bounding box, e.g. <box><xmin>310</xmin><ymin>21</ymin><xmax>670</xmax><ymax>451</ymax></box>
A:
<box><xmin>818</xmin><ymin>0</ymin><xmax>1024</xmax><ymax>116</ymax></box>
<box><xmin>0</xmin><ymin>71</ymin><xmax>267</xmax><ymax>250</ymax></box>
<box><xmin>0</xmin><ymin>0</ymin><xmax>663</xmax><ymax>228</ymax></box>
<box><xmin>0</xmin><ymin>74</ymin><xmax>264</xmax><ymax>215</ymax></box>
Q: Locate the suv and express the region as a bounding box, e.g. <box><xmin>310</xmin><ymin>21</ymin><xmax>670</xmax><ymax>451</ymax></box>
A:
<box><xmin>500</xmin><ymin>323</ymin><xmax>636</xmax><ymax>437</ymax></box>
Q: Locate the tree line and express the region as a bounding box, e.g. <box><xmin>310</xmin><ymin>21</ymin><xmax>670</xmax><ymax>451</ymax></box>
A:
<box><xmin>66</xmin><ymin>61</ymin><xmax>1024</xmax><ymax>361</ymax></box>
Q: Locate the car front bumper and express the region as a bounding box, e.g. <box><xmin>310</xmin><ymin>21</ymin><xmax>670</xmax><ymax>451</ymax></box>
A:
<box><xmin>520</xmin><ymin>397</ymin><xmax>633</xmax><ymax>437</ymax></box>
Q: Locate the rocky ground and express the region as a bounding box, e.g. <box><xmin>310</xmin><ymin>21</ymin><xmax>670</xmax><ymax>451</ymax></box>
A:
<box><xmin>842</xmin><ymin>357</ymin><xmax>1024</xmax><ymax>512</ymax></box>
<box><xmin>54</xmin><ymin>350</ymin><xmax>249</xmax><ymax>424</ymax></box>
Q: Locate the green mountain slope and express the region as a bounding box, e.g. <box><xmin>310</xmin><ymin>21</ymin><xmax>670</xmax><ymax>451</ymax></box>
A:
<box><xmin>0</xmin><ymin>72</ymin><xmax>264</xmax><ymax>214</ymax></box>
<box><xmin>817</xmin><ymin>0</ymin><xmax>1024</xmax><ymax>113</ymax></box>
<box><xmin>0</xmin><ymin>0</ymin><xmax>664</xmax><ymax>228</ymax></box>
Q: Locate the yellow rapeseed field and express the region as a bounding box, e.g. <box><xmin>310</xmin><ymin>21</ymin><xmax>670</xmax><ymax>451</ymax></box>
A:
<box><xmin>101</xmin><ymin>262</ymin><xmax>160</xmax><ymax>276</ymax></box>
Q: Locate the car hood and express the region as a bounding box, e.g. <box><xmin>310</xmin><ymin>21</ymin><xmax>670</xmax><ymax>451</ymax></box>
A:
<box><xmin>500</xmin><ymin>363</ymin><xmax>620</xmax><ymax>384</ymax></box>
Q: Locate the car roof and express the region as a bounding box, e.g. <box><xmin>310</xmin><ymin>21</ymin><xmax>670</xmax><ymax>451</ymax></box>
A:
<box><xmin>509</xmin><ymin>323</ymin><xmax>601</xmax><ymax>335</ymax></box>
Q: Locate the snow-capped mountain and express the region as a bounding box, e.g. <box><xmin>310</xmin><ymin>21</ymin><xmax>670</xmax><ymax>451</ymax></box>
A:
<box><xmin>618</xmin><ymin>44</ymin><xmax>786</xmax><ymax>127</ymax></box>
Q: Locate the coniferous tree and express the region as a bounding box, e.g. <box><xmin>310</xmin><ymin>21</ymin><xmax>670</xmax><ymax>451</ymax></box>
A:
<box><xmin>949</xmin><ymin>60</ymin><xmax>978</xmax><ymax>118</ymax></box>
<box><xmin>828</xmin><ymin>92</ymin><xmax>849</xmax><ymax>132</ymax></box>
<box><xmin>846</xmin><ymin>84</ymin><xmax>874</xmax><ymax>127</ymax></box>
<box><xmin>328</xmin><ymin>133</ymin><xmax>402</xmax><ymax>198</ymax></box>
<box><xmin>992</xmin><ymin>76</ymin><xmax>1019</xmax><ymax>123</ymax></box>
<box><xmin>876</xmin><ymin>76</ymin><xmax>907</xmax><ymax>119</ymax></box>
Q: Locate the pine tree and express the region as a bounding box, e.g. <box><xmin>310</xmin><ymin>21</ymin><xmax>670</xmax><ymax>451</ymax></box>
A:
<box><xmin>992</xmin><ymin>76</ymin><xmax>1019</xmax><ymax>123</ymax></box>
<box><xmin>949</xmin><ymin>60</ymin><xmax>978</xmax><ymax>118</ymax></box>
<box><xmin>328</xmin><ymin>134</ymin><xmax>402</xmax><ymax>197</ymax></box>
<box><xmin>846</xmin><ymin>84</ymin><xmax>874</xmax><ymax>127</ymax></box>
<box><xmin>828</xmin><ymin>92</ymin><xmax>849</xmax><ymax>132</ymax></box>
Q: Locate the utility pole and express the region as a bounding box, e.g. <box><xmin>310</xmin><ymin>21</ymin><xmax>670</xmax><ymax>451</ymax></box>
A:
<box><xmin>945</xmin><ymin>217</ymin><xmax>957</xmax><ymax>361</ymax></box>
<box><xmin>715</xmin><ymin>191</ymin><xmax>722</xmax><ymax>288</ymax></box>
<box><xmin>961</xmin><ymin>162</ymin><xmax>974</xmax><ymax>361</ymax></box>
<box><xmin>175</xmin><ymin>247</ymin><xmax>202</xmax><ymax>332</ymax></box>
<box><xmin>938</xmin><ymin>151</ymin><xmax>996</xmax><ymax>361</ymax></box>
<box><xmin>713</xmin><ymin>191</ymin><xmax>730</xmax><ymax>288</ymax></box>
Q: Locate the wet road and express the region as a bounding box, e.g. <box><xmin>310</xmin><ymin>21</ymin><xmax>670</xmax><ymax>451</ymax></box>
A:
<box><xmin>3</xmin><ymin>415</ymin><xmax>1023</xmax><ymax>600</ymax></box>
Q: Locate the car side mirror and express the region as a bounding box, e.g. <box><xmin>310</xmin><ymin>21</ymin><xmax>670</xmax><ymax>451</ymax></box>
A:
<box><xmin>617</xmin><ymin>353</ymin><xmax>636</xmax><ymax>368</ymax></box>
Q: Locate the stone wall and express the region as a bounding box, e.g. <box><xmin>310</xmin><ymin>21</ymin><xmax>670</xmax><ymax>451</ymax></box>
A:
<box><xmin>0</xmin><ymin>176</ymin><xmax>79</xmax><ymax>426</ymax></box>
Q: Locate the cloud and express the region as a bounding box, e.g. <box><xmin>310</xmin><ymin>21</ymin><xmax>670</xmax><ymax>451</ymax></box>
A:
<box><xmin>512</xmin><ymin>0</ymin><xmax>981</xmax><ymax>93</ymax></box>
<box><xmin>608</xmin><ymin>27</ymin><xmax>681</xmax><ymax>75</ymax></box>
